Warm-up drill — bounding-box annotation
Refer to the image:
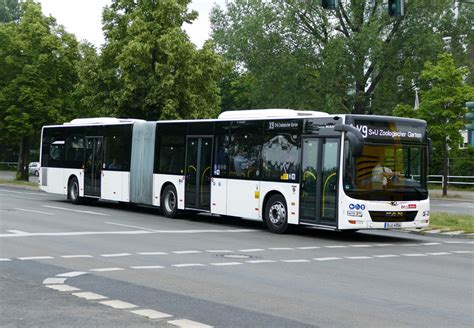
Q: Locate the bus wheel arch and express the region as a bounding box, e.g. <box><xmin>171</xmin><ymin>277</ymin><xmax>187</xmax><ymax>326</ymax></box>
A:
<box><xmin>262</xmin><ymin>191</ymin><xmax>289</xmax><ymax>234</ymax></box>
<box><xmin>67</xmin><ymin>175</ymin><xmax>82</xmax><ymax>205</ymax></box>
<box><xmin>160</xmin><ymin>182</ymin><xmax>179</xmax><ymax>218</ymax></box>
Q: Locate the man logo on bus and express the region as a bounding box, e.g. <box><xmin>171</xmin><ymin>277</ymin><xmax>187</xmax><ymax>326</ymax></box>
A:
<box><xmin>349</xmin><ymin>203</ymin><xmax>366</xmax><ymax>210</ymax></box>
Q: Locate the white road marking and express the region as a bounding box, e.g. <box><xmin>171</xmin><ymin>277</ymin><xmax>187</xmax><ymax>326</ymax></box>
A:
<box><xmin>101</xmin><ymin>253</ymin><xmax>131</xmax><ymax>257</ymax></box>
<box><xmin>313</xmin><ymin>257</ymin><xmax>342</xmax><ymax>261</ymax></box>
<box><xmin>324</xmin><ymin>245</ymin><xmax>347</xmax><ymax>249</ymax></box>
<box><xmin>61</xmin><ymin>255</ymin><xmax>93</xmax><ymax>258</ymax></box>
<box><xmin>131</xmin><ymin>309</ymin><xmax>173</xmax><ymax>319</ymax></box>
<box><xmin>402</xmin><ymin>253</ymin><xmax>427</xmax><ymax>257</ymax></box>
<box><xmin>41</xmin><ymin>205</ymin><xmax>109</xmax><ymax>216</ymax></box>
<box><xmin>246</xmin><ymin>260</ymin><xmax>277</xmax><ymax>264</ymax></box>
<box><xmin>281</xmin><ymin>259</ymin><xmax>311</xmax><ymax>263</ymax></box>
<box><xmin>46</xmin><ymin>284</ymin><xmax>81</xmax><ymax>292</ymax></box>
<box><xmin>100</xmin><ymin>300</ymin><xmax>138</xmax><ymax>309</ymax></box>
<box><xmin>420</xmin><ymin>242</ymin><xmax>441</xmax><ymax>246</ymax></box>
<box><xmin>7</xmin><ymin>230</ymin><xmax>28</xmax><ymax>234</ymax></box>
<box><xmin>0</xmin><ymin>193</ymin><xmax>34</xmax><ymax>200</ymax></box>
<box><xmin>172</xmin><ymin>250</ymin><xmax>202</xmax><ymax>254</ymax></box>
<box><xmin>72</xmin><ymin>292</ymin><xmax>108</xmax><ymax>300</ymax></box>
<box><xmin>18</xmin><ymin>256</ymin><xmax>54</xmax><ymax>260</ymax></box>
<box><xmin>130</xmin><ymin>265</ymin><xmax>165</xmax><ymax>269</ymax></box>
<box><xmin>238</xmin><ymin>249</ymin><xmax>264</xmax><ymax>252</ymax></box>
<box><xmin>43</xmin><ymin>278</ymin><xmax>67</xmax><ymax>284</ymax></box>
<box><xmin>0</xmin><ymin>258</ymin><xmax>11</xmax><ymax>261</ymax></box>
<box><xmin>205</xmin><ymin>250</ymin><xmax>232</xmax><ymax>253</ymax></box>
<box><xmin>137</xmin><ymin>252</ymin><xmax>168</xmax><ymax>255</ymax></box>
<box><xmin>210</xmin><ymin>262</ymin><xmax>242</xmax><ymax>266</ymax></box>
<box><xmin>345</xmin><ymin>256</ymin><xmax>373</xmax><ymax>260</ymax></box>
<box><xmin>90</xmin><ymin>267</ymin><xmax>124</xmax><ymax>272</ymax></box>
<box><xmin>373</xmin><ymin>255</ymin><xmax>400</xmax><ymax>258</ymax></box>
<box><xmin>269</xmin><ymin>247</ymin><xmax>294</xmax><ymax>250</ymax></box>
<box><xmin>349</xmin><ymin>245</ymin><xmax>372</xmax><ymax>248</ymax></box>
<box><xmin>14</xmin><ymin>208</ymin><xmax>54</xmax><ymax>215</ymax></box>
<box><xmin>168</xmin><ymin>319</ymin><xmax>213</xmax><ymax>328</ymax></box>
<box><xmin>401</xmin><ymin>244</ymin><xmax>421</xmax><ymax>247</ymax></box>
<box><xmin>373</xmin><ymin>243</ymin><xmax>394</xmax><ymax>247</ymax></box>
<box><xmin>296</xmin><ymin>246</ymin><xmax>321</xmax><ymax>250</ymax></box>
<box><xmin>0</xmin><ymin>189</ymin><xmax>47</xmax><ymax>196</ymax></box>
<box><xmin>105</xmin><ymin>221</ymin><xmax>157</xmax><ymax>232</ymax></box>
<box><xmin>172</xmin><ymin>264</ymin><xmax>206</xmax><ymax>268</ymax></box>
<box><xmin>451</xmin><ymin>250</ymin><xmax>473</xmax><ymax>254</ymax></box>
<box><xmin>56</xmin><ymin>271</ymin><xmax>88</xmax><ymax>278</ymax></box>
<box><xmin>427</xmin><ymin>252</ymin><xmax>451</xmax><ymax>256</ymax></box>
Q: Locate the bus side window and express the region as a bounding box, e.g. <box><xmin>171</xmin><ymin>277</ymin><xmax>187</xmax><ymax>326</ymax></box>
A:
<box><xmin>228</xmin><ymin>121</ymin><xmax>263</xmax><ymax>179</ymax></box>
<box><xmin>262</xmin><ymin>132</ymin><xmax>300</xmax><ymax>182</ymax></box>
<box><xmin>214</xmin><ymin>134</ymin><xmax>229</xmax><ymax>177</ymax></box>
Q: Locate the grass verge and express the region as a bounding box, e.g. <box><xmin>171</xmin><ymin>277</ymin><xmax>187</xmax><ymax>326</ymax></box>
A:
<box><xmin>429</xmin><ymin>212</ymin><xmax>474</xmax><ymax>233</ymax></box>
<box><xmin>0</xmin><ymin>179</ymin><xmax>39</xmax><ymax>187</ymax></box>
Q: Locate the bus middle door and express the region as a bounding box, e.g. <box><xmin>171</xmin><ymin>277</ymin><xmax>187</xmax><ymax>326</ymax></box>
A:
<box><xmin>185</xmin><ymin>136</ymin><xmax>212</xmax><ymax>210</ymax></box>
<box><xmin>84</xmin><ymin>136</ymin><xmax>103</xmax><ymax>197</ymax></box>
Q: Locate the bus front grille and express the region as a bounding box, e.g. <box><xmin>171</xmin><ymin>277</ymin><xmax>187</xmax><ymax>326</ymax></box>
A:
<box><xmin>369</xmin><ymin>211</ymin><xmax>417</xmax><ymax>222</ymax></box>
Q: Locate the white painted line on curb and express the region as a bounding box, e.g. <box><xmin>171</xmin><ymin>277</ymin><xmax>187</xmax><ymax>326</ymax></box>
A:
<box><xmin>238</xmin><ymin>249</ymin><xmax>264</xmax><ymax>252</ymax></box>
<box><xmin>296</xmin><ymin>246</ymin><xmax>321</xmax><ymax>250</ymax></box>
<box><xmin>246</xmin><ymin>260</ymin><xmax>277</xmax><ymax>264</ymax></box>
<box><xmin>137</xmin><ymin>252</ymin><xmax>168</xmax><ymax>255</ymax></box>
<box><xmin>43</xmin><ymin>278</ymin><xmax>67</xmax><ymax>284</ymax></box>
<box><xmin>131</xmin><ymin>309</ymin><xmax>173</xmax><ymax>319</ymax></box>
<box><xmin>61</xmin><ymin>255</ymin><xmax>93</xmax><ymax>258</ymax></box>
<box><xmin>373</xmin><ymin>255</ymin><xmax>400</xmax><ymax>258</ymax></box>
<box><xmin>100</xmin><ymin>300</ymin><xmax>138</xmax><ymax>309</ymax></box>
<box><xmin>427</xmin><ymin>252</ymin><xmax>451</xmax><ymax>256</ymax></box>
<box><xmin>168</xmin><ymin>319</ymin><xmax>213</xmax><ymax>328</ymax></box>
<box><xmin>56</xmin><ymin>271</ymin><xmax>88</xmax><ymax>278</ymax></box>
<box><xmin>281</xmin><ymin>259</ymin><xmax>311</xmax><ymax>263</ymax></box>
<box><xmin>90</xmin><ymin>267</ymin><xmax>124</xmax><ymax>272</ymax></box>
<box><xmin>101</xmin><ymin>253</ymin><xmax>131</xmax><ymax>257</ymax></box>
<box><xmin>313</xmin><ymin>257</ymin><xmax>342</xmax><ymax>261</ymax></box>
<box><xmin>72</xmin><ymin>292</ymin><xmax>108</xmax><ymax>300</ymax></box>
<box><xmin>14</xmin><ymin>208</ymin><xmax>54</xmax><ymax>215</ymax></box>
<box><xmin>130</xmin><ymin>265</ymin><xmax>165</xmax><ymax>269</ymax></box>
<box><xmin>46</xmin><ymin>284</ymin><xmax>81</xmax><ymax>292</ymax></box>
<box><xmin>172</xmin><ymin>264</ymin><xmax>206</xmax><ymax>268</ymax></box>
<box><xmin>18</xmin><ymin>256</ymin><xmax>54</xmax><ymax>260</ymax></box>
<box><xmin>41</xmin><ymin>205</ymin><xmax>109</xmax><ymax>216</ymax></box>
<box><xmin>173</xmin><ymin>250</ymin><xmax>202</xmax><ymax>254</ymax></box>
<box><xmin>210</xmin><ymin>262</ymin><xmax>242</xmax><ymax>266</ymax></box>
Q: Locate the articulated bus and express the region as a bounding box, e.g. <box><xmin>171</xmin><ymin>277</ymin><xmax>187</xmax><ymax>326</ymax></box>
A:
<box><xmin>39</xmin><ymin>109</ymin><xmax>430</xmax><ymax>233</ymax></box>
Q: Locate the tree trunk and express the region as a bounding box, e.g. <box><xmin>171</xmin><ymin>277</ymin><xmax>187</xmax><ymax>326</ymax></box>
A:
<box><xmin>16</xmin><ymin>136</ymin><xmax>31</xmax><ymax>181</ymax></box>
<box><xmin>442</xmin><ymin>140</ymin><xmax>449</xmax><ymax>197</ymax></box>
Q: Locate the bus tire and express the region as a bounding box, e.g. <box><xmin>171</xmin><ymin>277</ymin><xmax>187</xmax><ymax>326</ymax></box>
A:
<box><xmin>264</xmin><ymin>194</ymin><xmax>289</xmax><ymax>234</ymax></box>
<box><xmin>161</xmin><ymin>184</ymin><xmax>179</xmax><ymax>218</ymax></box>
<box><xmin>68</xmin><ymin>177</ymin><xmax>82</xmax><ymax>205</ymax></box>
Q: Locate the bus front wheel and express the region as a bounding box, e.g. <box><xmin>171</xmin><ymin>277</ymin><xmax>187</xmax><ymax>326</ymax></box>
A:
<box><xmin>264</xmin><ymin>194</ymin><xmax>289</xmax><ymax>234</ymax></box>
<box><xmin>68</xmin><ymin>177</ymin><xmax>82</xmax><ymax>205</ymax></box>
<box><xmin>161</xmin><ymin>184</ymin><xmax>179</xmax><ymax>218</ymax></box>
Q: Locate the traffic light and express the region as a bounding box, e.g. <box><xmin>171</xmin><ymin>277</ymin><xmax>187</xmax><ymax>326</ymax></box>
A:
<box><xmin>388</xmin><ymin>0</ymin><xmax>405</xmax><ymax>16</ymax></box>
<box><xmin>321</xmin><ymin>0</ymin><xmax>340</xmax><ymax>10</ymax></box>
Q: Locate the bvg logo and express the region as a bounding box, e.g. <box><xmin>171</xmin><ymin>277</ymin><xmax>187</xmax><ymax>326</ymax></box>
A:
<box><xmin>349</xmin><ymin>203</ymin><xmax>366</xmax><ymax>210</ymax></box>
<box><xmin>269</xmin><ymin>122</ymin><xmax>275</xmax><ymax>129</ymax></box>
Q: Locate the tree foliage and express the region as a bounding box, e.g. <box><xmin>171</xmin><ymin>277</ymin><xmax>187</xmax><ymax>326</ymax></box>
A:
<box><xmin>0</xmin><ymin>0</ymin><xmax>80</xmax><ymax>179</ymax></box>
<box><xmin>98</xmin><ymin>0</ymin><xmax>228</xmax><ymax>120</ymax></box>
<box><xmin>211</xmin><ymin>0</ymin><xmax>474</xmax><ymax>114</ymax></box>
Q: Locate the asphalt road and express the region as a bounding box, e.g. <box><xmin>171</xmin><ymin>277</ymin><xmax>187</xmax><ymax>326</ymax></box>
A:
<box><xmin>0</xmin><ymin>186</ymin><xmax>473</xmax><ymax>327</ymax></box>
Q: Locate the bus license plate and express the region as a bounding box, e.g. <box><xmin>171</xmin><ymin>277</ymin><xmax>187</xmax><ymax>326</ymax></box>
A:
<box><xmin>384</xmin><ymin>222</ymin><xmax>402</xmax><ymax>229</ymax></box>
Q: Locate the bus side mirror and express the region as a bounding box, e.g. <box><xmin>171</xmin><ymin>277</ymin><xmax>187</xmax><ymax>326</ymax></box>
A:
<box><xmin>427</xmin><ymin>138</ymin><xmax>433</xmax><ymax>166</ymax></box>
<box><xmin>334</xmin><ymin>124</ymin><xmax>364</xmax><ymax>157</ymax></box>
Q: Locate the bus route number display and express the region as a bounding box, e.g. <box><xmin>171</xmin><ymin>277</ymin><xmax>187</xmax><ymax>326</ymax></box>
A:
<box><xmin>354</xmin><ymin>120</ymin><xmax>425</xmax><ymax>142</ymax></box>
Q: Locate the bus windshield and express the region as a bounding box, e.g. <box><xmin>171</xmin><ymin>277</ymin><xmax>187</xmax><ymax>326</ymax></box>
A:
<box><xmin>343</xmin><ymin>142</ymin><xmax>428</xmax><ymax>201</ymax></box>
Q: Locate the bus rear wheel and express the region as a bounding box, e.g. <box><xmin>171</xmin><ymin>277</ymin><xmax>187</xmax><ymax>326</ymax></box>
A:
<box><xmin>68</xmin><ymin>177</ymin><xmax>82</xmax><ymax>205</ymax></box>
<box><xmin>161</xmin><ymin>184</ymin><xmax>179</xmax><ymax>218</ymax></box>
<box><xmin>264</xmin><ymin>194</ymin><xmax>289</xmax><ymax>234</ymax></box>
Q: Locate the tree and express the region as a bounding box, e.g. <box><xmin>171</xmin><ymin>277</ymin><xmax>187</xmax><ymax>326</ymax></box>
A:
<box><xmin>0</xmin><ymin>1</ymin><xmax>80</xmax><ymax>180</ymax></box>
<box><xmin>211</xmin><ymin>0</ymin><xmax>474</xmax><ymax>114</ymax></box>
<box><xmin>0</xmin><ymin>0</ymin><xmax>20</xmax><ymax>23</ymax></box>
<box><xmin>394</xmin><ymin>53</ymin><xmax>474</xmax><ymax>196</ymax></box>
<box><xmin>98</xmin><ymin>0</ymin><xmax>228</xmax><ymax>120</ymax></box>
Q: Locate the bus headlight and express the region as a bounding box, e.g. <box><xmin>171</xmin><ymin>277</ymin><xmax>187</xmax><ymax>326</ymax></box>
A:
<box><xmin>422</xmin><ymin>210</ymin><xmax>430</xmax><ymax>217</ymax></box>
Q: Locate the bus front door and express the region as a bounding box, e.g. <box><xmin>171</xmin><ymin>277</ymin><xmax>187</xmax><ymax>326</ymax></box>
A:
<box><xmin>185</xmin><ymin>136</ymin><xmax>212</xmax><ymax>210</ymax></box>
<box><xmin>84</xmin><ymin>137</ymin><xmax>103</xmax><ymax>197</ymax></box>
<box><xmin>300</xmin><ymin>137</ymin><xmax>339</xmax><ymax>226</ymax></box>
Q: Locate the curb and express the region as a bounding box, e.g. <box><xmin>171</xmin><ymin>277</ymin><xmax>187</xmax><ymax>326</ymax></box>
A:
<box><xmin>401</xmin><ymin>229</ymin><xmax>474</xmax><ymax>239</ymax></box>
<box><xmin>0</xmin><ymin>182</ymin><xmax>40</xmax><ymax>191</ymax></box>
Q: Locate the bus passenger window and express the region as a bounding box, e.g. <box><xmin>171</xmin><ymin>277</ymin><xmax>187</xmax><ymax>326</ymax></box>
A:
<box><xmin>214</xmin><ymin>135</ymin><xmax>229</xmax><ymax>176</ymax></box>
<box><xmin>262</xmin><ymin>133</ymin><xmax>300</xmax><ymax>181</ymax></box>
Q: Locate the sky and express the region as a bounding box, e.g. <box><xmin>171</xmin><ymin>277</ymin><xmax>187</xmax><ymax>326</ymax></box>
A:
<box><xmin>38</xmin><ymin>0</ymin><xmax>226</xmax><ymax>49</ymax></box>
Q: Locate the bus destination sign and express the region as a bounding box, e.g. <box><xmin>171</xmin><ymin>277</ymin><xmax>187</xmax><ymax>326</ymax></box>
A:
<box><xmin>353</xmin><ymin>120</ymin><xmax>425</xmax><ymax>142</ymax></box>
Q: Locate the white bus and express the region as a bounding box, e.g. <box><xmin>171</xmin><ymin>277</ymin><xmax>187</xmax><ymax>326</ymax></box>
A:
<box><xmin>39</xmin><ymin>109</ymin><xmax>430</xmax><ymax>233</ymax></box>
